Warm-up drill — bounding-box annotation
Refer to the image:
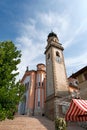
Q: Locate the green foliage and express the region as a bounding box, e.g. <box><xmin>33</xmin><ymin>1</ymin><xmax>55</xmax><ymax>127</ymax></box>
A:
<box><xmin>55</xmin><ymin>117</ymin><xmax>67</xmax><ymax>130</ymax></box>
<box><xmin>0</xmin><ymin>41</ymin><xmax>24</xmax><ymax>121</ymax></box>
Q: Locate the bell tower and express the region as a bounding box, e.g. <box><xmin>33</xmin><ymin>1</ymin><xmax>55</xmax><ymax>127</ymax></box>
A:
<box><xmin>44</xmin><ymin>32</ymin><xmax>69</xmax><ymax>120</ymax></box>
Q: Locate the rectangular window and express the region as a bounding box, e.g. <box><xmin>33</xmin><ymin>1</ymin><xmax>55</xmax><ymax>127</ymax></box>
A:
<box><xmin>38</xmin><ymin>82</ymin><xmax>40</xmax><ymax>87</ymax></box>
<box><xmin>42</xmin><ymin>82</ymin><xmax>44</xmax><ymax>87</ymax></box>
<box><xmin>37</xmin><ymin>74</ymin><xmax>40</xmax><ymax>82</ymax></box>
<box><xmin>38</xmin><ymin>88</ymin><xmax>40</xmax><ymax>107</ymax></box>
<box><xmin>38</xmin><ymin>101</ymin><xmax>40</xmax><ymax>107</ymax></box>
<box><xmin>38</xmin><ymin>89</ymin><xmax>40</xmax><ymax>106</ymax></box>
<box><xmin>25</xmin><ymin>83</ymin><xmax>27</xmax><ymax>91</ymax></box>
<box><xmin>84</xmin><ymin>73</ymin><xmax>87</xmax><ymax>80</ymax></box>
<box><xmin>25</xmin><ymin>82</ymin><xmax>29</xmax><ymax>91</ymax></box>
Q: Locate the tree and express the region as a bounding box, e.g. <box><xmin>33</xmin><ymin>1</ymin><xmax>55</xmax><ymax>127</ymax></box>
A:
<box><xmin>0</xmin><ymin>41</ymin><xmax>24</xmax><ymax>120</ymax></box>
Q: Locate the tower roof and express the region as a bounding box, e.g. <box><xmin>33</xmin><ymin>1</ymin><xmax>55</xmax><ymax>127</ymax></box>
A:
<box><xmin>48</xmin><ymin>32</ymin><xmax>57</xmax><ymax>38</ymax></box>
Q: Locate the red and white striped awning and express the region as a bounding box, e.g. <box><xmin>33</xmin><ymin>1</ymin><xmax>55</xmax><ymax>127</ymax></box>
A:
<box><xmin>65</xmin><ymin>99</ymin><xmax>87</xmax><ymax>121</ymax></box>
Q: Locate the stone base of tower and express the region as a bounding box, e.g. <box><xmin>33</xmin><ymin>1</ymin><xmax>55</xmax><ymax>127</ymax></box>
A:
<box><xmin>45</xmin><ymin>97</ymin><xmax>55</xmax><ymax>120</ymax></box>
<box><xmin>45</xmin><ymin>96</ymin><xmax>70</xmax><ymax>120</ymax></box>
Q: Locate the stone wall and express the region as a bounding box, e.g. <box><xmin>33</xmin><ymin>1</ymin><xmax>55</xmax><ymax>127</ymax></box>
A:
<box><xmin>45</xmin><ymin>97</ymin><xmax>70</xmax><ymax>120</ymax></box>
<box><xmin>45</xmin><ymin>97</ymin><xmax>55</xmax><ymax>120</ymax></box>
<box><xmin>79</xmin><ymin>80</ymin><xmax>87</xmax><ymax>99</ymax></box>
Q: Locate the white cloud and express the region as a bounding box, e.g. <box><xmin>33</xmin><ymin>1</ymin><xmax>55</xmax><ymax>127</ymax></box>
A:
<box><xmin>65</xmin><ymin>52</ymin><xmax>87</xmax><ymax>67</ymax></box>
<box><xmin>38</xmin><ymin>11</ymin><xmax>87</xmax><ymax>50</ymax></box>
<box><xmin>17</xmin><ymin>36</ymin><xmax>32</xmax><ymax>47</ymax></box>
<box><xmin>38</xmin><ymin>11</ymin><xmax>70</xmax><ymax>33</ymax></box>
<box><xmin>65</xmin><ymin>52</ymin><xmax>87</xmax><ymax>76</ymax></box>
<box><xmin>16</xmin><ymin>11</ymin><xmax>70</xmax><ymax>80</ymax></box>
<box><xmin>16</xmin><ymin>38</ymin><xmax>45</xmax><ymax>80</ymax></box>
<box><xmin>64</xmin><ymin>18</ymin><xmax>87</xmax><ymax>48</ymax></box>
<box><xmin>15</xmin><ymin>9</ymin><xmax>87</xmax><ymax>80</ymax></box>
<box><xmin>15</xmin><ymin>20</ymin><xmax>47</xmax><ymax>80</ymax></box>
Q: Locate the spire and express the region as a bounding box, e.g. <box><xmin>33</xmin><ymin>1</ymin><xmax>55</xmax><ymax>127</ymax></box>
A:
<box><xmin>26</xmin><ymin>66</ymin><xmax>29</xmax><ymax>72</ymax></box>
<box><xmin>48</xmin><ymin>31</ymin><xmax>57</xmax><ymax>38</ymax></box>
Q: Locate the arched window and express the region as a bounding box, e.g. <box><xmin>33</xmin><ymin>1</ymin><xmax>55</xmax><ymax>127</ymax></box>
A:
<box><xmin>56</xmin><ymin>51</ymin><xmax>60</xmax><ymax>57</ymax></box>
<box><xmin>56</xmin><ymin>51</ymin><xmax>61</xmax><ymax>63</ymax></box>
<box><xmin>47</xmin><ymin>53</ymin><xmax>50</xmax><ymax>59</ymax></box>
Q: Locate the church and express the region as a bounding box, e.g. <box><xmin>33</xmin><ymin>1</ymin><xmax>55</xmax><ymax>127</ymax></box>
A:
<box><xmin>18</xmin><ymin>32</ymin><xmax>80</xmax><ymax>120</ymax></box>
<box><xmin>18</xmin><ymin>63</ymin><xmax>46</xmax><ymax>116</ymax></box>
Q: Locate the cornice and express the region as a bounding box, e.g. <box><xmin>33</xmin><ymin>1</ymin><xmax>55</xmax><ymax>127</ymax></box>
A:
<box><xmin>44</xmin><ymin>42</ymin><xmax>64</xmax><ymax>54</ymax></box>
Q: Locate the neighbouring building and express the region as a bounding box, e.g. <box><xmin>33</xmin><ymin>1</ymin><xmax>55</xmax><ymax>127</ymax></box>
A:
<box><xmin>68</xmin><ymin>77</ymin><xmax>80</xmax><ymax>98</ymax></box>
<box><xmin>18</xmin><ymin>63</ymin><xmax>46</xmax><ymax>116</ymax></box>
<box><xmin>70</xmin><ymin>66</ymin><xmax>87</xmax><ymax>99</ymax></box>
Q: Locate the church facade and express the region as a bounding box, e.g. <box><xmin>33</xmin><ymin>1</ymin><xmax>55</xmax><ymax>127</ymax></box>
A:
<box><xmin>18</xmin><ymin>64</ymin><xmax>46</xmax><ymax>116</ymax></box>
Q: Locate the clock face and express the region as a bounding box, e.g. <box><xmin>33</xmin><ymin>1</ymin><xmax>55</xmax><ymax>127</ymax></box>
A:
<box><xmin>56</xmin><ymin>56</ymin><xmax>61</xmax><ymax>63</ymax></box>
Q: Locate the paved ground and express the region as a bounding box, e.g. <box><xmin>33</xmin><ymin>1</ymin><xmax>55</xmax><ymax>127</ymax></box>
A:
<box><xmin>68</xmin><ymin>122</ymin><xmax>85</xmax><ymax>130</ymax></box>
<box><xmin>0</xmin><ymin>115</ymin><xmax>85</xmax><ymax>130</ymax></box>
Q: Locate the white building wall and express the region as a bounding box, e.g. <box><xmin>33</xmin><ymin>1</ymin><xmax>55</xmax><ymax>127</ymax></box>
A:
<box><xmin>23</xmin><ymin>76</ymin><xmax>30</xmax><ymax>114</ymax></box>
<box><xmin>23</xmin><ymin>76</ymin><xmax>30</xmax><ymax>84</ymax></box>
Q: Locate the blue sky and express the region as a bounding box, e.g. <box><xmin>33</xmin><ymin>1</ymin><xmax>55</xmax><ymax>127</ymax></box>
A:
<box><xmin>0</xmin><ymin>0</ymin><xmax>87</xmax><ymax>80</ymax></box>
